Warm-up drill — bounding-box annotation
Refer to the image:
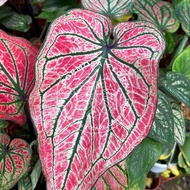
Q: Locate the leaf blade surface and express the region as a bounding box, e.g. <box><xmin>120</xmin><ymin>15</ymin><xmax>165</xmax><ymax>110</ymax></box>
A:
<box><xmin>29</xmin><ymin>9</ymin><xmax>165</xmax><ymax>190</ymax></box>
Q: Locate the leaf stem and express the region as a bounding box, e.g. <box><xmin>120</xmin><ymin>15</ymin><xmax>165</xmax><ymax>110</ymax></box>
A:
<box><xmin>167</xmin><ymin>142</ymin><xmax>177</xmax><ymax>167</ymax></box>
<box><xmin>168</xmin><ymin>34</ymin><xmax>189</xmax><ymax>68</ymax></box>
<box><xmin>38</xmin><ymin>22</ymin><xmax>48</xmax><ymax>42</ymax></box>
<box><xmin>24</xmin><ymin>100</ymin><xmax>36</xmax><ymax>142</ymax></box>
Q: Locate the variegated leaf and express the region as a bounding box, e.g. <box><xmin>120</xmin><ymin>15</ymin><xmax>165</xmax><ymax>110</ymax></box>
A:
<box><xmin>162</xmin><ymin>72</ymin><xmax>190</xmax><ymax>108</ymax></box>
<box><xmin>82</xmin><ymin>0</ymin><xmax>134</xmax><ymax>18</ymax></box>
<box><xmin>174</xmin><ymin>0</ymin><xmax>190</xmax><ymax>36</ymax></box>
<box><xmin>0</xmin><ymin>133</ymin><xmax>31</xmax><ymax>190</ymax></box>
<box><xmin>148</xmin><ymin>90</ymin><xmax>174</xmax><ymax>149</ymax></box>
<box><xmin>0</xmin><ymin>30</ymin><xmax>38</xmax><ymax>125</ymax></box>
<box><xmin>0</xmin><ymin>0</ymin><xmax>7</xmax><ymax>6</ymax></box>
<box><xmin>170</xmin><ymin>100</ymin><xmax>185</xmax><ymax>145</ymax></box>
<box><xmin>94</xmin><ymin>161</ymin><xmax>127</xmax><ymax>190</ymax></box>
<box><xmin>29</xmin><ymin>9</ymin><xmax>165</xmax><ymax>190</ymax></box>
<box><xmin>132</xmin><ymin>0</ymin><xmax>180</xmax><ymax>33</ymax></box>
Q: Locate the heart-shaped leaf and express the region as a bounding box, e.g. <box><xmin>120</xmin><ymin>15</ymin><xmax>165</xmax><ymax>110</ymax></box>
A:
<box><xmin>29</xmin><ymin>9</ymin><xmax>165</xmax><ymax>189</ymax></box>
<box><xmin>94</xmin><ymin>161</ymin><xmax>127</xmax><ymax>190</ymax></box>
<box><xmin>0</xmin><ymin>30</ymin><xmax>38</xmax><ymax>125</ymax></box>
<box><xmin>0</xmin><ymin>133</ymin><xmax>31</xmax><ymax>190</ymax></box>
<box><xmin>148</xmin><ymin>90</ymin><xmax>174</xmax><ymax>149</ymax></box>
<box><xmin>82</xmin><ymin>0</ymin><xmax>134</xmax><ymax>18</ymax></box>
<box><xmin>132</xmin><ymin>0</ymin><xmax>180</xmax><ymax>33</ymax></box>
<box><xmin>162</xmin><ymin>72</ymin><xmax>190</xmax><ymax>108</ymax></box>
<box><xmin>174</xmin><ymin>0</ymin><xmax>190</xmax><ymax>36</ymax></box>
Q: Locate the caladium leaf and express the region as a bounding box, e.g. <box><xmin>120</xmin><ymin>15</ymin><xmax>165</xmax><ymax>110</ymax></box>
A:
<box><xmin>132</xmin><ymin>0</ymin><xmax>180</xmax><ymax>33</ymax></box>
<box><xmin>162</xmin><ymin>72</ymin><xmax>190</xmax><ymax>108</ymax></box>
<box><xmin>82</xmin><ymin>0</ymin><xmax>134</xmax><ymax>18</ymax></box>
<box><xmin>0</xmin><ymin>133</ymin><xmax>31</xmax><ymax>190</ymax></box>
<box><xmin>29</xmin><ymin>9</ymin><xmax>165</xmax><ymax>190</ymax></box>
<box><xmin>0</xmin><ymin>0</ymin><xmax>7</xmax><ymax>6</ymax></box>
<box><xmin>170</xmin><ymin>100</ymin><xmax>185</xmax><ymax>145</ymax></box>
<box><xmin>148</xmin><ymin>90</ymin><xmax>174</xmax><ymax>149</ymax></box>
<box><xmin>0</xmin><ymin>30</ymin><xmax>38</xmax><ymax>125</ymax></box>
<box><xmin>94</xmin><ymin>161</ymin><xmax>127</xmax><ymax>190</ymax></box>
<box><xmin>174</xmin><ymin>0</ymin><xmax>190</xmax><ymax>36</ymax></box>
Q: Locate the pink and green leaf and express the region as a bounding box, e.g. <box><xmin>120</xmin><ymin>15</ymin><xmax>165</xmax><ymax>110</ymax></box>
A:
<box><xmin>0</xmin><ymin>133</ymin><xmax>31</xmax><ymax>190</ymax></box>
<box><xmin>94</xmin><ymin>161</ymin><xmax>127</xmax><ymax>190</ymax></box>
<box><xmin>174</xmin><ymin>0</ymin><xmax>190</xmax><ymax>36</ymax></box>
<box><xmin>0</xmin><ymin>30</ymin><xmax>38</xmax><ymax>125</ymax></box>
<box><xmin>132</xmin><ymin>0</ymin><xmax>180</xmax><ymax>33</ymax></box>
<box><xmin>29</xmin><ymin>9</ymin><xmax>165</xmax><ymax>189</ymax></box>
<box><xmin>81</xmin><ymin>0</ymin><xmax>134</xmax><ymax>18</ymax></box>
<box><xmin>0</xmin><ymin>0</ymin><xmax>7</xmax><ymax>6</ymax></box>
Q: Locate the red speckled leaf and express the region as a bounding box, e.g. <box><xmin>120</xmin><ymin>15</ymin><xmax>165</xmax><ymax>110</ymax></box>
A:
<box><xmin>82</xmin><ymin>0</ymin><xmax>134</xmax><ymax>18</ymax></box>
<box><xmin>132</xmin><ymin>0</ymin><xmax>180</xmax><ymax>33</ymax></box>
<box><xmin>29</xmin><ymin>9</ymin><xmax>165</xmax><ymax>190</ymax></box>
<box><xmin>0</xmin><ymin>30</ymin><xmax>38</xmax><ymax>125</ymax></box>
<box><xmin>94</xmin><ymin>161</ymin><xmax>127</xmax><ymax>189</ymax></box>
<box><xmin>0</xmin><ymin>133</ymin><xmax>31</xmax><ymax>190</ymax></box>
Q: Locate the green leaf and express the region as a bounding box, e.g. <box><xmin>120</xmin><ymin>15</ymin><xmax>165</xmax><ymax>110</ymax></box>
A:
<box><xmin>18</xmin><ymin>141</ymin><xmax>39</xmax><ymax>190</ymax></box>
<box><xmin>36</xmin><ymin>11</ymin><xmax>56</xmax><ymax>21</ymax></box>
<box><xmin>136</xmin><ymin>176</ymin><xmax>146</xmax><ymax>190</ymax></box>
<box><xmin>172</xmin><ymin>45</ymin><xmax>190</xmax><ymax>80</ymax></box>
<box><xmin>132</xmin><ymin>0</ymin><xmax>180</xmax><ymax>33</ymax></box>
<box><xmin>126</xmin><ymin>138</ymin><xmax>162</xmax><ymax>187</ymax></box>
<box><xmin>170</xmin><ymin>100</ymin><xmax>186</xmax><ymax>145</ymax></box>
<box><xmin>165</xmin><ymin>31</ymin><xmax>175</xmax><ymax>54</ymax></box>
<box><xmin>179</xmin><ymin>133</ymin><xmax>190</xmax><ymax>167</ymax></box>
<box><xmin>43</xmin><ymin>0</ymin><xmax>78</xmax><ymax>12</ymax></box>
<box><xmin>0</xmin><ymin>120</ymin><xmax>8</xmax><ymax>129</ymax></box>
<box><xmin>174</xmin><ymin>0</ymin><xmax>190</xmax><ymax>36</ymax></box>
<box><xmin>0</xmin><ymin>12</ymin><xmax>32</xmax><ymax>32</ymax></box>
<box><xmin>162</xmin><ymin>72</ymin><xmax>190</xmax><ymax>107</ymax></box>
<box><xmin>18</xmin><ymin>173</ymin><xmax>32</xmax><ymax>190</ymax></box>
<box><xmin>0</xmin><ymin>6</ymin><xmax>12</xmax><ymax>20</ymax></box>
<box><xmin>148</xmin><ymin>90</ymin><xmax>174</xmax><ymax>149</ymax></box>
<box><xmin>0</xmin><ymin>170</ymin><xmax>2</xmax><ymax>189</ymax></box>
<box><xmin>30</xmin><ymin>159</ymin><xmax>42</xmax><ymax>189</ymax></box>
<box><xmin>160</xmin><ymin>143</ymin><xmax>173</xmax><ymax>160</ymax></box>
<box><xmin>178</xmin><ymin>152</ymin><xmax>190</xmax><ymax>173</ymax></box>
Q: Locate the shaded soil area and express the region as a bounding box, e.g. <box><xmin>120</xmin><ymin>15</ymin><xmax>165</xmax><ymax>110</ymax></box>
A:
<box><xmin>159</xmin><ymin>175</ymin><xmax>190</xmax><ymax>190</ymax></box>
